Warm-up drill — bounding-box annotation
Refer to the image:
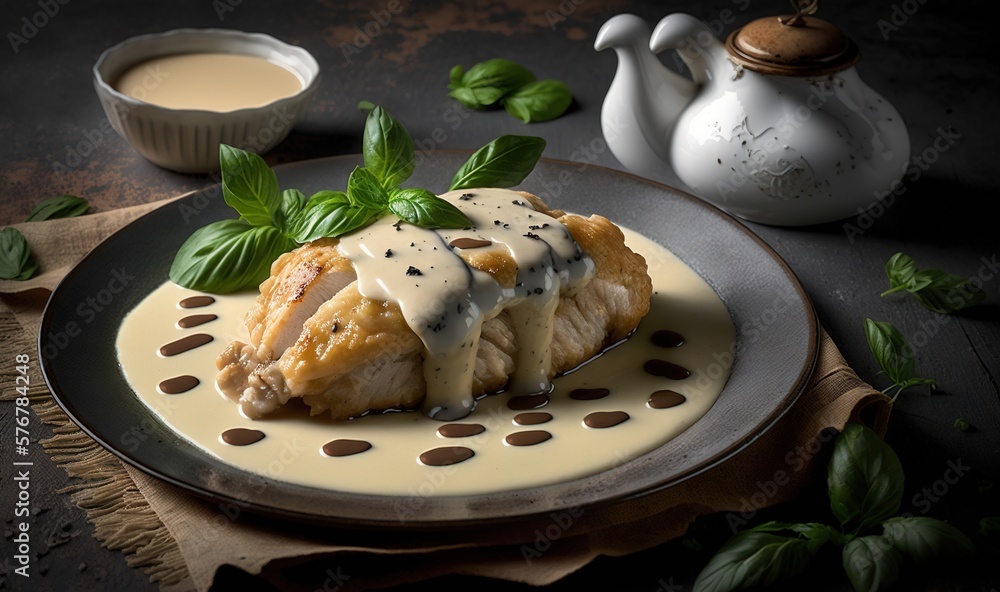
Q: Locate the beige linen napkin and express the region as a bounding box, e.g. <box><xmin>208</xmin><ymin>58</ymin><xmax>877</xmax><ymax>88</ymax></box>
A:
<box><xmin>0</xmin><ymin>200</ymin><xmax>891</xmax><ymax>591</ymax></box>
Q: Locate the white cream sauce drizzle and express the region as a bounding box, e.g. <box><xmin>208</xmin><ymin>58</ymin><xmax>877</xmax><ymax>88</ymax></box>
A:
<box><xmin>336</xmin><ymin>189</ymin><xmax>594</xmax><ymax>420</ymax></box>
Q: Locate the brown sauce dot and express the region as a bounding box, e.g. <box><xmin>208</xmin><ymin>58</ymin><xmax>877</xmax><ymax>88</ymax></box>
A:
<box><xmin>505</xmin><ymin>430</ymin><xmax>552</xmax><ymax>446</ymax></box>
<box><xmin>449</xmin><ymin>238</ymin><xmax>493</xmax><ymax>249</ymax></box>
<box><xmin>178</xmin><ymin>314</ymin><xmax>218</xmax><ymax>328</ymax></box>
<box><xmin>159</xmin><ymin>333</ymin><xmax>213</xmax><ymax>356</ymax></box>
<box><xmin>221</xmin><ymin>428</ymin><xmax>265</xmax><ymax>446</ymax></box>
<box><xmin>419</xmin><ymin>446</ymin><xmax>475</xmax><ymax>466</ymax></box>
<box><xmin>514</xmin><ymin>412</ymin><xmax>553</xmax><ymax>425</ymax></box>
<box><xmin>322</xmin><ymin>439</ymin><xmax>372</xmax><ymax>457</ymax></box>
<box><xmin>643</xmin><ymin>359</ymin><xmax>691</xmax><ymax>380</ymax></box>
<box><xmin>157</xmin><ymin>375</ymin><xmax>199</xmax><ymax>394</ymax></box>
<box><xmin>649</xmin><ymin>390</ymin><xmax>687</xmax><ymax>409</ymax></box>
<box><xmin>570</xmin><ymin>387</ymin><xmax>610</xmax><ymax>401</ymax></box>
<box><xmin>652</xmin><ymin>330</ymin><xmax>685</xmax><ymax>348</ymax></box>
<box><xmin>507</xmin><ymin>393</ymin><xmax>549</xmax><ymax>410</ymax></box>
<box><xmin>179</xmin><ymin>296</ymin><xmax>215</xmax><ymax>309</ymax></box>
<box><xmin>584</xmin><ymin>411</ymin><xmax>630</xmax><ymax>428</ymax></box>
<box><xmin>438</xmin><ymin>423</ymin><xmax>486</xmax><ymax>438</ymax></box>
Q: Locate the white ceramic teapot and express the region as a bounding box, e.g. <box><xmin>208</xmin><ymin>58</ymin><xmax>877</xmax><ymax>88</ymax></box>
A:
<box><xmin>595</xmin><ymin>3</ymin><xmax>910</xmax><ymax>226</ymax></box>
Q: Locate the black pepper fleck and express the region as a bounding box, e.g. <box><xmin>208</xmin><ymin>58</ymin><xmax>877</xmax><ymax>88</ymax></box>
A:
<box><xmin>385</xmin><ymin>249</ymin><xmax>393</xmax><ymax>258</ymax></box>
<box><xmin>406</xmin><ymin>266</ymin><xmax>422</xmax><ymax>276</ymax></box>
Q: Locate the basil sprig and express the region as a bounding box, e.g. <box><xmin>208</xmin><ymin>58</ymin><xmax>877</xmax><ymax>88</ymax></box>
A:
<box><xmin>694</xmin><ymin>424</ymin><xmax>975</xmax><ymax>592</ymax></box>
<box><xmin>450</xmin><ymin>135</ymin><xmax>546</xmax><ymax>191</ymax></box>
<box><xmin>170</xmin><ymin>102</ymin><xmax>546</xmax><ymax>294</ymax></box>
<box><xmin>882</xmin><ymin>252</ymin><xmax>985</xmax><ymax>314</ymax></box>
<box><xmin>25</xmin><ymin>195</ymin><xmax>89</xmax><ymax>221</ymax></box>
<box><xmin>863</xmin><ymin>318</ymin><xmax>937</xmax><ymax>400</ymax></box>
<box><xmin>0</xmin><ymin>227</ymin><xmax>38</xmax><ymax>280</ymax></box>
<box><xmin>448</xmin><ymin>58</ymin><xmax>573</xmax><ymax>123</ymax></box>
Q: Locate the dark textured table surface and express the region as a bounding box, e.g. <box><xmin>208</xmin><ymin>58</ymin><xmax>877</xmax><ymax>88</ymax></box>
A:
<box><xmin>2</xmin><ymin>0</ymin><xmax>998</xmax><ymax>591</ymax></box>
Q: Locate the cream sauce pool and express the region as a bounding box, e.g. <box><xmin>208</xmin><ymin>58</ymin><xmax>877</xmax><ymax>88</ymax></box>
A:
<box><xmin>115</xmin><ymin>227</ymin><xmax>735</xmax><ymax>496</ymax></box>
<box><xmin>113</xmin><ymin>52</ymin><xmax>303</xmax><ymax>111</ymax></box>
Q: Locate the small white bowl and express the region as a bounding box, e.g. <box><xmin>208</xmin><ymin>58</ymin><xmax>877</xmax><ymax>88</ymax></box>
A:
<box><xmin>93</xmin><ymin>28</ymin><xmax>320</xmax><ymax>173</ymax></box>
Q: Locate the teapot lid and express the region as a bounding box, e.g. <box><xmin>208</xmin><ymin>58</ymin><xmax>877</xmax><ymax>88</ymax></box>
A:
<box><xmin>726</xmin><ymin>0</ymin><xmax>859</xmax><ymax>76</ymax></box>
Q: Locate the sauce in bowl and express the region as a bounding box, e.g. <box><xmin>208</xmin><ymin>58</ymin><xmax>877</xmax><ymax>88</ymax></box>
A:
<box><xmin>113</xmin><ymin>52</ymin><xmax>303</xmax><ymax>111</ymax></box>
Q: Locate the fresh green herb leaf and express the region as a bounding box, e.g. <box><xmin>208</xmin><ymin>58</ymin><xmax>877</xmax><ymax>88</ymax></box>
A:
<box><xmin>841</xmin><ymin>535</ymin><xmax>903</xmax><ymax>592</ymax></box>
<box><xmin>286</xmin><ymin>190</ymin><xmax>382</xmax><ymax>243</ymax></box>
<box><xmin>980</xmin><ymin>517</ymin><xmax>1000</xmax><ymax>536</ymax></box>
<box><xmin>358</xmin><ymin>102</ymin><xmax>415</xmax><ymax>189</ymax></box>
<box><xmin>219</xmin><ymin>145</ymin><xmax>282</xmax><ymax>227</ymax></box>
<box><xmin>880</xmin><ymin>516</ymin><xmax>975</xmax><ymax>562</ymax></box>
<box><xmin>274</xmin><ymin>188</ymin><xmax>308</xmax><ymax>234</ymax></box>
<box><xmin>864</xmin><ymin>318</ymin><xmax>937</xmax><ymax>400</ymax></box>
<box><xmin>388</xmin><ymin>188</ymin><xmax>472</xmax><ymax>229</ymax></box>
<box><xmin>828</xmin><ymin>423</ymin><xmax>904</xmax><ymax>534</ymax></box>
<box><xmin>954</xmin><ymin>417</ymin><xmax>971</xmax><ymax>432</ymax></box>
<box><xmin>346</xmin><ymin>166</ymin><xmax>391</xmax><ymax>209</ymax></box>
<box><xmin>0</xmin><ymin>227</ymin><xmax>38</xmax><ymax>280</ymax></box>
<box><xmin>882</xmin><ymin>252</ymin><xmax>985</xmax><ymax>313</ymax></box>
<box><xmin>448</xmin><ymin>58</ymin><xmax>536</xmax><ymax>109</ymax></box>
<box><xmin>502</xmin><ymin>80</ymin><xmax>573</xmax><ymax>123</ymax></box>
<box><xmin>169</xmin><ymin>219</ymin><xmax>296</xmax><ymax>294</ymax></box>
<box><xmin>449</xmin><ymin>135</ymin><xmax>546</xmax><ymax>191</ymax></box>
<box><xmin>692</xmin><ymin>527</ymin><xmax>812</xmax><ymax>592</ymax></box>
<box><xmin>448</xmin><ymin>87</ymin><xmax>481</xmax><ymax>110</ymax></box>
<box><xmin>448</xmin><ymin>65</ymin><xmax>464</xmax><ymax>88</ymax></box>
<box><xmin>25</xmin><ymin>195</ymin><xmax>89</xmax><ymax>222</ymax></box>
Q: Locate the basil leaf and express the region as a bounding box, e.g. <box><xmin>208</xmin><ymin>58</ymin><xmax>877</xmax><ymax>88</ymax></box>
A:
<box><xmin>693</xmin><ymin>530</ymin><xmax>811</xmax><ymax>592</ymax></box>
<box><xmin>786</xmin><ymin>522</ymin><xmax>846</xmax><ymax>553</ymax></box>
<box><xmin>882</xmin><ymin>252</ymin><xmax>919</xmax><ymax>294</ymax></box>
<box><xmin>842</xmin><ymin>535</ymin><xmax>903</xmax><ymax>592</ymax></box>
<box><xmin>287</xmin><ymin>190</ymin><xmax>382</xmax><ymax>242</ymax></box>
<box><xmin>864</xmin><ymin>318</ymin><xmax>937</xmax><ymax>397</ymax></box>
<box><xmin>502</xmin><ymin>80</ymin><xmax>573</xmax><ymax>123</ymax></box>
<box><xmin>880</xmin><ymin>516</ymin><xmax>975</xmax><ymax>562</ymax></box>
<box><xmin>828</xmin><ymin>423</ymin><xmax>904</xmax><ymax>534</ymax></box>
<box><xmin>448</xmin><ymin>86</ymin><xmax>481</xmax><ymax>110</ymax></box>
<box><xmin>388</xmin><ymin>188</ymin><xmax>472</xmax><ymax>229</ymax></box>
<box><xmin>449</xmin><ymin>135</ymin><xmax>546</xmax><ymax>191</ymax></box>
<box><xmin>980</xmin><ymin>517</ymin><xmax>1000</xmax><ymax>536</ymax></box>
<box><xmin>347</xmin><ymin>166</ymin><xmax>391</xmax><ymax>209</ymax></box>
<box><xmin>169</xmin><ymin>219</ymin><xmax>296</xmax><ymax>294</ymax></box>
<box><xmin>0</xmin><ymin>227</ymin><xmax>38</xmax><ymax>280</ymax></box>
<box><xmin>275</xmin><ymin>188</ymin><xmax>308</xmax><ymax>234</ymax></box>
<box><xmin>358</xmin><ymin>103</ymin><xmax>415</xmax><ymax>189</ymax></box>
<box><xmin>448</xmin><ymin>64</ymin><xmax>464</xmax><ymax>88</ymax></box>
<box><xmin>881</xmin><ymin>252</ymin><xmax>985</xmax><ymax>313</ymax></box>
<box><xmin>219</xmin><ymin>144</ymin><xmax>282</xmax><ymax>227</ymax></box>
<box><xmin>25</xmin><ymin>195</ymin><xmax>89</xmax><ymax>221</ymax></box>
<box><xmin>453</xmin><ymin>58</ymin><xmax>535</xmax><ymax>106</ymax></box>
<box><xmin>910</xmin><ymin>269</ymin><xmax>986</xmax><ymax>314</ymax></box>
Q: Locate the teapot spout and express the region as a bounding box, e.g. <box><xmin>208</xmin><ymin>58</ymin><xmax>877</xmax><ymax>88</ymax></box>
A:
<box><xmin>595</xmin><ymin>14</ymin><xmax>697</xmax><ymax>179</ymax></box>
<box><xmin>650</xmin><ymin>13</ymin><xmax>732</xmax><ymax>85</ymax></box>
